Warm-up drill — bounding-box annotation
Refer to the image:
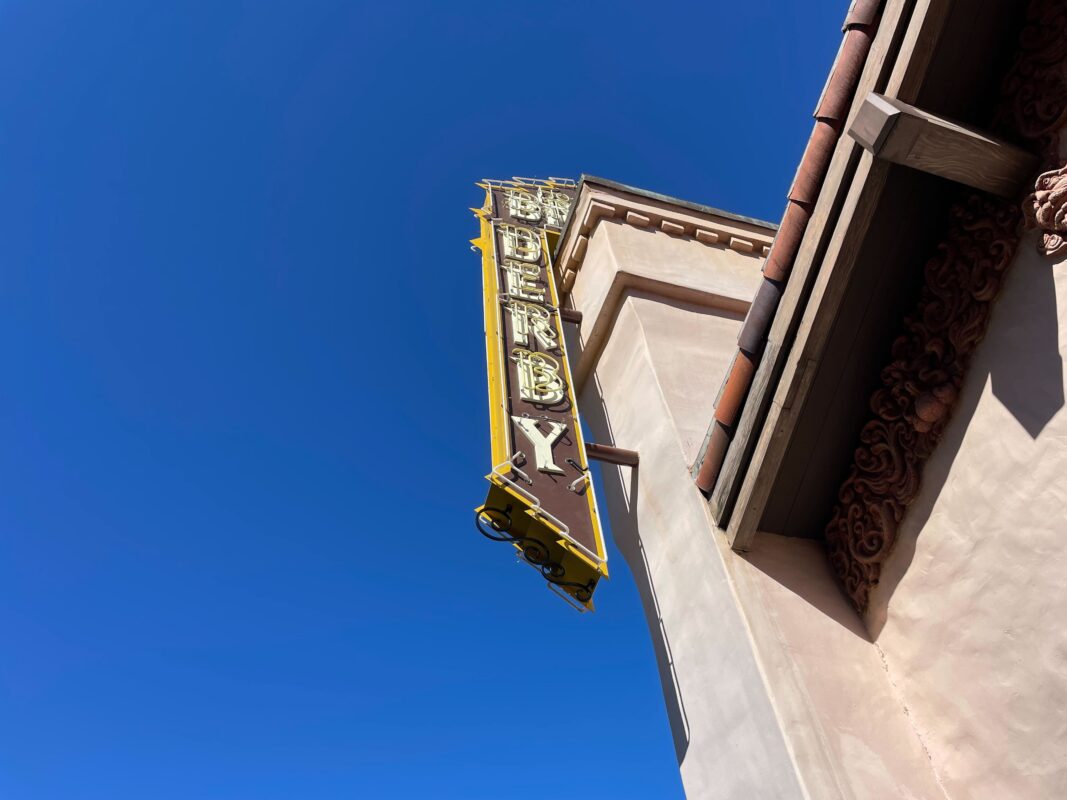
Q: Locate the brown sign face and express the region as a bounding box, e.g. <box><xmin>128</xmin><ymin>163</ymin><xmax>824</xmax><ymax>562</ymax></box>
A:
<box><xmin>473</xmin><ymin>179</ymin><xmax>607</xmax><ymax>609</ymax></box>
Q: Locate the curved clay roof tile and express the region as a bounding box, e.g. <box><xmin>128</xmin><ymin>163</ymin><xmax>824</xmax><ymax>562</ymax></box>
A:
<box><xmin>844</xmin><ymin>0</ymin><xmax>881</xmax><ymax>30</ymax></box>
<box><xmin>816</xmin><ymin>28</ymin><xmax>875</xmax><ymax>123</ymax></box>
<box><xmin>764</xmin><ymin>202</ymin><xmax>811</xmax><ymax>282</ymax></box>
<box><xmin>695</xmin><ymin>0</ymin><xmax>883</xmax><ymax>496</ymax></box>
<box><xmin>788</xmin><ymin>120</ymin><xmax>840</xmax><ymax>207</ymax></box>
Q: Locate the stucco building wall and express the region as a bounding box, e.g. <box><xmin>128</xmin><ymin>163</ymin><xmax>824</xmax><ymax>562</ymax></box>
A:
<box><xmin>580</xmin><ymin>293</ymin><xmax>807</xmax><ymax>799</ymax></box>
<box><xmin>868</xmin><ymin>223</ymin><xmax>1067</xmax><ymax>799</ymax></box>
<box><xmin>577</xmin><ymin>217</ymin><xmax>1067</xmax><ymax>799</ymax></box>
<box><xmin>568</xmin><ymin>203</ymin><xmax>945</xmax><ymax>799</ymax></box>
<box><xmin>724</xmin><ymin>533</ymin><xmax>949</xmax><ymax>800</ymax></box>
<box><xmin>569</xmin><ymin>220</ymin><xmax>759</xmax><ymax>454</ymax></box>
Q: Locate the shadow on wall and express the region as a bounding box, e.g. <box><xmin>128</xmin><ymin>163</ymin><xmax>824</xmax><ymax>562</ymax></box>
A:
<box><xmin>989</xmin><ymin>248</ymin><xmax>1064</xmax><ymax>438</ymax></box>
<box><xmin>580</xmin><ymin>374</ymin><xmax>691</xmax><ymax>765</ymax></box>
<box><xmin>740</xmin><ymin>537</ymin><xmax>871</xmax><ymax>642</ymax></box>
<box><xmin>867</xmin><ymin>242</ymin><xmax>1065</xmax><ymax>639</ymax></box>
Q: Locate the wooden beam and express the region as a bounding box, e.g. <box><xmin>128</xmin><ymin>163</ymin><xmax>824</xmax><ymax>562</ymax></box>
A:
<box><xmin>849</xmin><ymin>93</ymin><xmax>1039</xmax><ymax>197</ymax></box>
<box><xmin>722</xmin><ymin>0</ymin><xmax>954</xmax><ymax>550</ymax></box>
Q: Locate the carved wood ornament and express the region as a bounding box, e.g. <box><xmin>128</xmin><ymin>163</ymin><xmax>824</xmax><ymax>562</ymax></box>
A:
<box><xmin>825</xmin><ymin>197</ymin><xmax>1021</xmax><ymax>611</ymax></box>
<box><xmin>1013</xmin><ymin>0</ymin><xmax>1067</xmax><ymax>256</ymax></box>
<box><xmin>825</xmin><ymin>0</ymin><xmax>1067</xmax><ymax>613</ymax></box>
<box><xmin>1024</xmin><ymin>164</ymin><xmax>1067</xmax><ymax>256</ymax></box>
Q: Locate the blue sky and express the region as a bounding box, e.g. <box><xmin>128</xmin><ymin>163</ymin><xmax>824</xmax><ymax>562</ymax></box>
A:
<box><xmin>0</xmin><ymin>2</ymin><xmax>841</xmax><ymax>797</ymax></box>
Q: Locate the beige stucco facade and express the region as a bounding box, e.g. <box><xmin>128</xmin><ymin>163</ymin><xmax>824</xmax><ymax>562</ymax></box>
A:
<box><xmin>561</xmin><ymin>174</ymin><xmax>1067</xmax><ymax>799</ymax></box>
<box><xmin>867</xmin><ymin>220</ymin><xmax>1067</xmax><ymax>799</ymax></box>
<box><xmin>565</xmin><ymin>184</ymin><xmax>804</xmax><ymax>797</ymax></box>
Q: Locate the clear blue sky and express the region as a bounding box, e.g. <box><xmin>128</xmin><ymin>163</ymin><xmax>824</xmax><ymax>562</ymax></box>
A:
<box><xmin>0</xmin><ymin>2</ymin><xmax>841</xmax><ymax>797</ymax></box>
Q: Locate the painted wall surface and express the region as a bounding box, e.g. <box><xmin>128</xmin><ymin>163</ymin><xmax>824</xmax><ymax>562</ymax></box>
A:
<box><xmin>570</xmin><ymin>217</ymin><xmax>806</xmax><ymax>798</ymax></box>
<box><xmin>569</xmin><ymin>219</ymin><xmax>760</xmax><ymax>397</ymax></box>
<box><xmin>728</xmin><ymin>534</ymin><xmax>946</xmax><ymax>800</ymax></box>
<box><xmin>870</xmin><ymin>225</ymin><xmax>1067</xmax><ymax>800</ymax></box>
<box><xmin>569</xmin><ymin>205</ymin><xmax>947</xmax><ymax>799</ymax></box>
<box><xmin>582</xmin><ymin>296</ymin><xmax>806</xmax><ymax>799</ymax></box>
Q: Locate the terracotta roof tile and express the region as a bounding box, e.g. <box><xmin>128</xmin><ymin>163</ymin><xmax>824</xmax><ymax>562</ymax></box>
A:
<box><xmin>737</xmin><ymin>278</ymin><xmax>783</xmax><ymax>357</ymax></box>
<box><xmin>714</xmin><ymin>351</ymin><xmax>757</xmax><ymax>426</ymax></box>
<box><xmin>764</xmin><ymin>202</ymin><xmax>810</xmax><ymax>282</ymax></box>
<box><xmin>788</xmin><ymin>120</ymin><xmax>839</xmax><ymax>206</ymax></box>
<box><xmin>844</xmin><ymin>0</ymin><xmax>881</xmax><ymax>29</ymax></box>
<box><xmin>817</xmin><ymin>28</ymin><xmax>875</xmax><ymax>123</ymax></box>
<box><xmin>694</xmin><ymin>421</ymin><xmax>731</xmax><ymax>492</ymax></box>
<box><xmin>695</xmin><ymin>0</ymin><xmax>883</xmax><ymax>495</ymax></box>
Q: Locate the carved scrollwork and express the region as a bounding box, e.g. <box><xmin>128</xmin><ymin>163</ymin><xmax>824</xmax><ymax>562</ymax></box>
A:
<box><xmin>825</xmin><ymin>198</ymin><xmax>1022</xmax><ymax>612</ymax></box>
<box><xmin>998</xmin><ymin>0</ymin><xmax>1067</xmax><ymax>162</ymax></box>
<box><xmin>1023</xmin><ymin>164</ymin><xmax>1067</xmax><ymax>256</ymax></box>
<box><xmin>824</xmin><ymin>0</ymin><xmax>1067</xmax><ymax>614</ymax></box>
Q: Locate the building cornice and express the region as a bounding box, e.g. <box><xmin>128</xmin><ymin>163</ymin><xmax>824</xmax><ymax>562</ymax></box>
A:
<box><xmin>554</xmin><ymin>177</ymin><xmax>776</xmax><ymax>295</ymax></box>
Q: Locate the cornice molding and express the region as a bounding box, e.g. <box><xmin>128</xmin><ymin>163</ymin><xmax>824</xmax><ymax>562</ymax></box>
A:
<box><xmin>555</xmin><ymin>184</ymin><xmax>775</xmax><ymax>295</ymax></box>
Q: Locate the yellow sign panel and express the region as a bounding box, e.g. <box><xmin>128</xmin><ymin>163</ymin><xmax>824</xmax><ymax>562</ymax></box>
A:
<box><xmin>472</xmin><ymin>178</ymin><xmax>608</xmax><ymax>610</ymax></box>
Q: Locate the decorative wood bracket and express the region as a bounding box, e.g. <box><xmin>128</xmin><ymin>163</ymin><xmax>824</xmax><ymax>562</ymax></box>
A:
<box><xmin>849</xmin><ymin>93</ymin><xmax>1040</xmax><ymax>198</ymax></box>
<box><xmin>1023</xmin><ymin>163</ymin><xmax>1067</xmax><ymax>256</ymax></box>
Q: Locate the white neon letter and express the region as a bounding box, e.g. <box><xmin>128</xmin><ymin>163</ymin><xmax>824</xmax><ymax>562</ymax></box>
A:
<box><xmin>507</xmin><ymin>301</ymin><xmax>557</xmax><ymax>350</ymax></box>
<box><xmin>538</xmin><ymin>188</ymin><xmax>571</xmax><ymax>228</ymax></box>
<box><xmin>506</xmin><ymin>190</ymin><xmax>542</xmax><ymax>223</ymax></box>
<box><xmin>499</xmin><ymin>224</ymin><xmax>541</xmax><ymax>262</ymax></box>
<box><xmin>513</xmin><ymin>417</ymin><xmax>567</xmax><ymax>474</ymax></box>
<box><xmin>511</xmin><ymin>348</ymin><xmax>565</xmax><ymax>406</ymax></box>
<box><xmin>503</xmin><ymin>261</ymin><xmax>544</xmax><ymax>303</ymax></box>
